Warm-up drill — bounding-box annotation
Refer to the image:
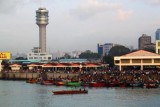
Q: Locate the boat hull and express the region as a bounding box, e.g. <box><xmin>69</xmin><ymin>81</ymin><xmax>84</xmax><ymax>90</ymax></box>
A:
<box><xmin>53</xmin><ymin>90</ymin><xmax>88</xmax><ymax>95</ymax></box>
<box><xmin>89</xmin><ymin>82</ymin><xmax>106</xmax><ymax>87</ymax></box>
<box><xmin>41</xmin><ymin>80</ymin><xmax>54</xmax><ymax>85</ymax></box>
<box><xmin>144</xmin><ymin>83</ymin><xmax>158</xmax><ymax>88</ymax></box>
<box><xmin>26</xmin><ymin>79</ymin><xmax>37</xmax><ymax>84</ymax></box>
<box><xmin>55</xmin><ymin>81</ymin><xmax>65</xmax><ymax>86</ymax></box>
<box><xmin>65</xmin><ymin>82</ymin><xmax>81</xmax><ymax>87</ymax></box>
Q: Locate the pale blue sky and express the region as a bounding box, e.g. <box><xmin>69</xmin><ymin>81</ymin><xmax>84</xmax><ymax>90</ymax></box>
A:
<box><xmin>0</xmin><ymin>0</ymin><xmax>160</xmax><ymax>54</ymax></box>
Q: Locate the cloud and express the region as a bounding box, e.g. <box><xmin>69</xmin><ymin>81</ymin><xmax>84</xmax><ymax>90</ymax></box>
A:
<box><xmin>133</xmin><ymin>0</ymin><xmax>160</xmax><ymax>5</ymax></box>
<box><xmin>117</xmin><ymin>10</ymin><xmax>133</xmax><ymax>21</ymax></box>
<box><xmin>151</xmin><ymin>0</ymin><xmax>160</xmax><ymax>4</ymax></box>
<box><xmin>0</xmin><ymin>0</ymin><xmax>29</xmax><ymax>13</ymax></box>
<box><xmin>70</xmin><ymin>0</ymin><xmax>122</xmax><ymax>20</ymax></box>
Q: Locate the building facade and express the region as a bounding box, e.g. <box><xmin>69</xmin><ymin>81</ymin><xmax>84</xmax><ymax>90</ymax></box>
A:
<box><xmin>97</xmin><ymin>44</ymin><xmax>103</xmax><ymax>58</ymax></box>
<box><xmin>156</xmin><ymin>29</ymin><xmax>160</xmax><ymax>54</ymax></box>
<box><xmin>156</xmin><ymin>40</ymin><xmax>160</xmax><ymax>54</ymax></box>
<box><xmin>156</xmin><ymin>29</ymin><xmax>160</xmax><ymax>40</ymax></box>
<box><xmin>27</xmin><ymin>47</ymin><xmax>52</xmax><ymax>61</ymax></box>
<box><xmin>114</xmin><ymin>50</ymin><xmax>160</xmax><ymax>71</ymax></box>
<box><xmin>97</xmin><ymin>43</ymin><xmax>117</xmax><ymax>57</ymax></box>
<box><xmin>138</xmin><ymin>34</ymin><xmax>151</xmax><ymax>49</ymax></box>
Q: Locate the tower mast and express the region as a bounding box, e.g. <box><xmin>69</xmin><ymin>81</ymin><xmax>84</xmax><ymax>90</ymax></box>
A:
<box><xmin>36</xmin><ymin>8</ymin><xmax>49</xmax><ymax>53</ymax></box>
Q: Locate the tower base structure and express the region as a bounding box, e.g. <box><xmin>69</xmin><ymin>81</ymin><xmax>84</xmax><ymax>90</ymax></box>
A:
<box><xmin>27</xmin><ymin>47</ymin><xmax>52</xmax><ymax>62</ymax></box>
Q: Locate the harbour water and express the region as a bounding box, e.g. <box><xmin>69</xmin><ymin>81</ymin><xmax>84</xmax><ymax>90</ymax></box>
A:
<box><xmin>0</xmin><ymin>80</ymin><xmax>160</xmax><ymax>107</ymax></box>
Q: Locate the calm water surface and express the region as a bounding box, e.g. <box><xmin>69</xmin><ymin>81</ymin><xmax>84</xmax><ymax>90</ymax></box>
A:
<box><xmin>0</xmin><ymin>80</ymin><xmax>160</xmax><ymax>107</ymax></box>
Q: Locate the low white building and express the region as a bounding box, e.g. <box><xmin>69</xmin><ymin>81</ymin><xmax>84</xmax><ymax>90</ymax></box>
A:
<box><xmin>10</xmin><ymin>64</ymin><xmax>22</xmax><ymax>72</ymax></box>
<box><xmin>27</xmin><ymin>47</ymin><xmax>52</xmax><ymax>61</ymax></box>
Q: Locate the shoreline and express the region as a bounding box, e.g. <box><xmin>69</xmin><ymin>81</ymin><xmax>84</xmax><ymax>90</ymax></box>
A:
<box><xmin>0</xmin><ymin>72</ymin><xmax>78</xmax><ymax>80</ymax></box>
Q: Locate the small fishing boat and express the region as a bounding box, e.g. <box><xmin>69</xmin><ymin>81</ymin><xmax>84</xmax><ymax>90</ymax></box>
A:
<box><xmin>53</xmin><ymin>89</ymin><xmax>88</xmax><ymax>95</ymax></box>
<box><xmin>65</xmin><ymin>82</ymin><xmax>81</xmax><ymax>87</ymax></box>
<box><xmin>41</xmin><ymin>80</ymin><xmax>54</xmax><ymax>85</ymax></box>
<box><xmin>26</xmin><ymin>78</ymin><xmax>37</xmax><ymax>84</ymax></box>
<box><xmin>55</xmin><ymin>81</ymin><xmax>66</xmax><ymax>86</ymax></box>
<box><xmin>89</xmin><ymin>82</ymin><xmax>106</xmax><ymax>87</ymax></box>
<box><xmin>81</xmin><ymin>82</ymin><xmax>90</xmax><ymax>87</ymax></box>
<box><xmin>144</xmin><ymin>83</ymin><xmax>159</xmax><ymax>88</ymax></box>
<box><xmin>129</xmin><ymin>81</ymin><xmax>143</xmax><ymax>88</ymax></box>
<box><xmin>119</xmin><ymin>82</ymin><xmax>128</xmax><ymax>88</ymax></box>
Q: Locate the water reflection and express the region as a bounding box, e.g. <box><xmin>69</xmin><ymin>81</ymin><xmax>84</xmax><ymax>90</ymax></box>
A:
<box><xmin>0</xmin><ymin>81</ymin><xmax>160</xmax><ymax>107</ymax></box>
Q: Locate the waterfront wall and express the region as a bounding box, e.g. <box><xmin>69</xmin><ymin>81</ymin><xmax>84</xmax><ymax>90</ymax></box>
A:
<box><xmin>0</xmin><ymin>72</ymin><xmax>78</xmax><ymax>80</ymax></box>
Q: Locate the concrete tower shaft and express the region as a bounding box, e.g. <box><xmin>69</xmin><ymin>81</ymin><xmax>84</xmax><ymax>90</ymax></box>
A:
<box><xmin>36</xmin><ymin>7</ymin><xmax>49</xmax><ymax>52</ymax></box>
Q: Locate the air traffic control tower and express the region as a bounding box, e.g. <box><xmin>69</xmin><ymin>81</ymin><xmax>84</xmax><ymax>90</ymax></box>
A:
<box><xmin>36</xmin><ymin>7</ymin><xmax>49</xmax><ymax>53</ymax></box>
<box><xmin>27</xmin><ymin>8</ymin><xmax>52</xmax><ymax>62</ymax></box>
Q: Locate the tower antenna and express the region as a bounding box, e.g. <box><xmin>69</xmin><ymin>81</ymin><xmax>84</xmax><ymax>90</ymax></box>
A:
<box><xmin>39</xmin><ymin>0</ymin><xmax>42</xmax><ymax>7</ymax></box>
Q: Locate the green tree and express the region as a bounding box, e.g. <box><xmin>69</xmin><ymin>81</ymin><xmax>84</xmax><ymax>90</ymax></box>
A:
<box><xmin>2</xmin><ymin>60</ymin><xmax>10</xmax><ymax>70</ymax></box>
<box><xmin>64</xmin><ymin>53</ymin><xmax>71</xmax><ymax>59</ymax></box>
<box><xmin>15</xmin><ymin>57</ymin><xmax>26</xmax><ymax>60</ymax></box>
<box><xmin>79</xmin><ymin>50</ymin><xmax>99</xmax><ymax>59</ymax></box>
<box><xmin>143</xmin><ymin>46</ymin><xmax>155</xmax><ymax>53</ymax></box>
<box><xmin>102</xmin><ymin>54</ymin><xmax>114</xmax><ymax>67</ymax></box>
<box><xmin>108</xmin><ymin>45</ymin><xmax>130</xmax><ymax>56</ymax></box>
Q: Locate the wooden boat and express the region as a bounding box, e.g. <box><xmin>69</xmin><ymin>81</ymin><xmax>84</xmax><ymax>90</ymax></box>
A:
<box><xmin>81</xmin><ymin>82</ymin><xmax>90</xmax><ymax>87</ymax></box>
<box><xmin>119</xmin><ymin>83</ymin><xmax>128</xmax><ymax>88</ymax></box>
<box><xmin>26</xmin><ymin>78</ymin><xmax>37</xmax><ymax>84</ymax></box>
<box><xmin>89</xmin><ymin>82</ymin><xmax>106</xmax><ymax>87</ymax></box>
<box><xmin>55</xmin><ymin>81</ymin><xmax>66</xmax><ymax>86</ymax></box>
<box><xmin>119</xmin><ymin>81</ymin><xmax>129</xmax><ymax>88</ymax></box>
<box><xmin>144</xmin><ymin>83</ymin><xmax>158</xmax><ymax>88</ymax></box>
<box><xmin>41</xmin><ymin>80</ymin><xmax>54</xmax><ymax>85</ymax></box>
<box><xmin>109</xmin><ymin>80</ymin><xmax>120</xmax><ymax>87</ymax></box>
<box><xmin>65</xmin><ymin>82</ymin><xmax>81</xmax><ymax>87</ymax></box>
<box><xmin>53</xmin><ymin>89</ymin><xmax>88</xmax><ymax>95</ymax></box>
<box><xmin>129</xmin><ymin>81</ymin><xmax>143</xmax><ymax>87</ymax></box>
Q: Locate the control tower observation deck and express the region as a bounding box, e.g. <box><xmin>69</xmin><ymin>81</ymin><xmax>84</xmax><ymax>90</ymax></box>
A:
<box><xmin>36</xmin><ymin>7</ymin><xmax>49</xmax><ymax>53</ymax></box>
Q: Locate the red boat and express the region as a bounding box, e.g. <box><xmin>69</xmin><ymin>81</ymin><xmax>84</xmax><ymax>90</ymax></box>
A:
<box><xmin>41</xmin><ymin>80</ymin><xmax>54</xmax><ymax>85</ymax></box>
<box><xmin>109</xmin><ymin>80</ymin><xmax>120</xmax><ymax>87</ymax></box>
<box><xmin>53</xmin><ymin>89</ymin><xmax>88</xmax><ymax>95</ymax></box>
<box><xmin>89</xmin><ymin>82</ymin><xmax>106</xmax><ymax>87</ymax></box>
<box><xmin>144</xmin><ymin>83</ymin><xmax>158</xmax><ymax>88</ymax></box>
<box><xmin>26</xmin><ymin>78</ymin><xmax>38</xmax><ymax>84</ymax></box>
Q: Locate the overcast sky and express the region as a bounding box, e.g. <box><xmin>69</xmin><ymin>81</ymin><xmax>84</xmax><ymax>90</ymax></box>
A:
<box><xmin>0</xmin><ymin>0</ymin><xmax>160</xmax><ymax>54</ymax></box>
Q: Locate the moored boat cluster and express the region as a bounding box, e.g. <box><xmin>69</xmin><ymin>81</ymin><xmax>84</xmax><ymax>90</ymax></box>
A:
<box><xmin>26</xmin><ymin>69</ymin><xmax>160</xmax><ymax>88</ymax></box>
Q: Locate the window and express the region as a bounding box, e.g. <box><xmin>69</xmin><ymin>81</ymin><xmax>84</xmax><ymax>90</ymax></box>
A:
<box><xmin>115</xmin><ymin>60</ymin><xmax>119</xmax><ymax>64</ymax></box>
<box><xmin>158</xmin><ymin>49</ymin><xmax>160</xmax><ymax>54</ymax></box>
<box><xmin>121</xmin><ymin>59</ymin><xmax>130</xmax><ymax>63</ymax></box>
<box><xmin>29</xmin><ymin>57</ymin><xmax>33</xmax><ymax>59</ymax></box>
<box><xmin>132</xmin><ymin>59</ymin><xmax>141</xmax><ymax>63</ymax></box>
<box><xmin>158</xmin><ymin>42</ymin><xmax>160</xmax><ymax>46</ymax></box>
<box><xmin>34</xmin><ymin>57</ymin><xmax>38</xmax><ymax>59</ymax></box>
